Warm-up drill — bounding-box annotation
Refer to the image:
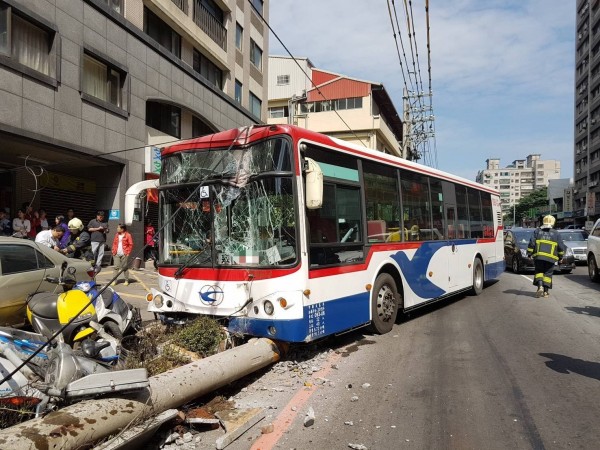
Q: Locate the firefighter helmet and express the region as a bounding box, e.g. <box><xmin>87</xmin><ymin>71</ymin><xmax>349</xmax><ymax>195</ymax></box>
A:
<box><xmin>68</xmin><ymin>218</ymin><xmax>84</xmax><ymax>232</ymax></box>
<box><xmin>542</xmin><ymin>215</ymin><xmax>555</xmax><ymax>229</ymax></box>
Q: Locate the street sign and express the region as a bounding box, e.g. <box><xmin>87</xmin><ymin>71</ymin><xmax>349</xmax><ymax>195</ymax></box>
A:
<box><xmin>109</xmin><ymin>209</ymin><xmax>120</xmax><ymax>220</ymax></box>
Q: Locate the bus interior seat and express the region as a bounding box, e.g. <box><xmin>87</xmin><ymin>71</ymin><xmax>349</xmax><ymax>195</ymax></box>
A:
<box><xmin>367</xmin><ymin>220</ymin><xmax>387</xmax><ymax>242</ymax></box>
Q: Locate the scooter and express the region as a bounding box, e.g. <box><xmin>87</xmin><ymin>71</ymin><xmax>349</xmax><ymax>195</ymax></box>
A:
<box><xmin>0</xmin><ymin>324</ymin><xmax>148</xmax><ymax>417</ymax></box>
<box><xmin>27</xmin><ymin>263</ymin><xmax>141</xmax><ymax>345</ymax></box>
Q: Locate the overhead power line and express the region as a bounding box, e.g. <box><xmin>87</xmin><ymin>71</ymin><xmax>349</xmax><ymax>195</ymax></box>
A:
<box><xmin>248</xmin><ymin>0</ymin><xmax>368</xmax><ymax>147</ymax></box>
<box><xmin>388</xmin><ymin>0</ymin><xmax>437</xmax><ymax>167</ymax></box>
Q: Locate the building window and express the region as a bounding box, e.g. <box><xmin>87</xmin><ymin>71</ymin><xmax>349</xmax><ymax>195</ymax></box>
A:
<box><xmin>193</xmin><ymin>49</ymin><xmax>223</xmax><ymax>90</ymax></box>
<box><xmin>250</xmin><ymin>0</ymin><xmax>263</xmax><ymax>14</ymax></box>
<box><xmin>250</xmin><ymin>39</ymin><xmax>262</xmax><ymax>70</ymax></box>
<box><xmin>235</xmin><ymin>79</ymin><xmax>242</xmax><ymax>103</ymax></box>
<box><xmin>0</xmin><ymin>4</ymin><xmax>57</xmax><ymax>80</ymax></box>
<box><xmin>249</xmin><ymin>91</ymin><xmax>261</xmax><ymax>118</ymax></box>
<box><xmin>82</xmin><ymin>52</ymin><xmax>126</xmax><ymax>109</ymax></box>
<box><xmin>276</xmin><ymin>75</ymin><xmax>290</xmax><ymax>85</ymax></box>
<box><xmin>196</xmin><ymin>0</ymin><xmax>223</xmax><ymax>23</ymax></box>
<box><xmin>144</xmin><ymin>7</ymin><xmax>181</xmax><ymax>58</ymax></box>
<box><xmin>235</xmin><ymin>23</ymin><xmax>243</xmax><ymax>51</ymax></box>
<box><xmin>103</xmin><ymin>0</ymin><xmax>123</xmax><ymax>15</ymax></box>
<box><xmin>268</xmin><ymin>106</ymin><xmax>289</xmax><ymax>118</ymax></box>
<box><xmin>192</xmin><ymin>116</ymin><xmax>213</xmax><ymax>137</ymax></box>
<box><xmin>170</xmin><ymin>0</ymin><xmax>188</xmax><ymax>14</ymax></box>
<box><xmin>193</xmin><ymin>0</ymin><xmax>226</xmax><ymax>50</ymax></box>
<box><xmin>146</xmin><ymin>101</ymin><xmax>181</xmax><ymax>138</ymax></box>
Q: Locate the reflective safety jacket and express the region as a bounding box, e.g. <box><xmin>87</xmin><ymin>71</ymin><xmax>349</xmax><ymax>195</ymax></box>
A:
<box><xmin>527</xmin><ymin>228</ymin><xmax>565</xmax><ymax>263</ymax></box>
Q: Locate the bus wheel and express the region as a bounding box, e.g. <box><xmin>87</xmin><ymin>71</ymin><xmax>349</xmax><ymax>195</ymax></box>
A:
<box><xmin>369</xmin><ymin>273</ymin><xmax>399</xmax><ymax>334</ymax></box>
<box><xmin>471</xmin><ymin>258</ymin><xmax>484</xmax><ymax>295</ymax></box>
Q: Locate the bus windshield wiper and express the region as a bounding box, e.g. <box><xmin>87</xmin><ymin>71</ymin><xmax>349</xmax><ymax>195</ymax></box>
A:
<box><xmin>174</xmin><ymin>245</ymin><xmax>210</xmax><ymax>279</ymax></box>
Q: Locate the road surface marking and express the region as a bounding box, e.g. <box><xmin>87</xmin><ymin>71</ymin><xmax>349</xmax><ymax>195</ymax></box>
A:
<box><xmin>130</xmin><ymin>272</ymin><xmax>152</xmax><ymax>293</ymax></box>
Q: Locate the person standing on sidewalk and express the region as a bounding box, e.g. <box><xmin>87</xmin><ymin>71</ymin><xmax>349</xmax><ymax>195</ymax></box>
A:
<box><xmin>88</xmin><ymin>210</ymin><xmax>109</xmax><ymax>270</ymax></box>
<box><xmin>527</xmin><ymin>215</ymin><xmax>566</xmax><ymax>298</ymax></box>
<box><xmin>111</xmin><ymin>224</ymin><xmax>133</xmax><ymax>286</ymax></box>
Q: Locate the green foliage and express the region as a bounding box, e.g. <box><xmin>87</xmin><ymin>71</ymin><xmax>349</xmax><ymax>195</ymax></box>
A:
<box><xmin>515</xmin><ymin>188</ymin><xmax>548</xmax><ymax>223</ymax></box>
<box><xmin>172</xmin><ymin>317</ymin><xmax>225</xmax><ymax>357</ymax></box>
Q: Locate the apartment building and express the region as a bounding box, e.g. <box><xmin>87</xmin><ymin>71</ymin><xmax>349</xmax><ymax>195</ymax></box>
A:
<box><xmin>0</xmin><ymin>0</ymin><xmax>268</xmax><ymax>246</ymax></box>
<box><xmin>267</xmin><ymin>55</ymin><xmax>404</xmax><ymax>158</ymax></box>
<box><xmin>476</xmin><ymin>155</ymin><xmax>561</xmax><ymax>220</ymax></box>
<box><xmin>575</xmin><ymin>0</ymin><xmax>600</xmax><ymax>222</ymax></box>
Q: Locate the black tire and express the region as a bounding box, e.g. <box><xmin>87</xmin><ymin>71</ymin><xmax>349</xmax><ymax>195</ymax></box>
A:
<box><xmin>511</xmin><ymin>256</ymin><xmax>520</xmax><ymax>274</ymax></box>
<box><xmin>368</xmin><ymin>273</ymin><xmax>399</xmax><ymax>335</ymax></box>
<box><xmin>102</xmin><ymin>320</ymin><xmax>123</xmax><ymax>340</ymax></box>
<box><xmin>589</xmin><ymin>255</ymin><xmax>600</xmax><ymax>282</ymax></box>
<box><xmin>470</xmin><ymin>258</ymin><xmax>484</xmax><ymax>295</ymax></box>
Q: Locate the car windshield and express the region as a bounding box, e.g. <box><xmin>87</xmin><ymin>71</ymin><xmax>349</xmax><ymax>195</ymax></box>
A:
<box><xmin>560</xmin><ymin>231</ymin><xmax>588</xmax><ymax>241</ymax></box>
<box><xmin>513</xmin><ymin>230</ymin><xmax>534</xmax><ymax>244</ymax></box>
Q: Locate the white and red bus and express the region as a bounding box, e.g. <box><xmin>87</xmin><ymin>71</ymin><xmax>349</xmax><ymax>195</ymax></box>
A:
<box><xmin>135</xmin><ymin>124</ymin><xmax>504</xmax><ymax>342</ymax></box>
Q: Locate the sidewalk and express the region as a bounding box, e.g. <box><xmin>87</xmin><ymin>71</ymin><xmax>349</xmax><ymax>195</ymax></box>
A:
<box><xmin>96</xmin><ymin>263</ymin><xmax>158</xmax><ymax>322</ymax></box>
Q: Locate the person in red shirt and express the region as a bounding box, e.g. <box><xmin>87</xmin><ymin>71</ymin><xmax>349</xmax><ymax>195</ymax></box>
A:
<box><xmin>144</xmin><ymin>220</ymin><xmax>155</xmax><ymax>261</ymax></box>
<box><xmin>111</xmin><ymin>224</ymin><xmax>133</xmax><ymax>286</ymax></box>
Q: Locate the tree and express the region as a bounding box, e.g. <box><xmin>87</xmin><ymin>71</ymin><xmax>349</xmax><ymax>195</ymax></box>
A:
<box><xmin>514</xmin><ymin>188</ymin><xmax>548</xmax><ymax>224</ymax></box>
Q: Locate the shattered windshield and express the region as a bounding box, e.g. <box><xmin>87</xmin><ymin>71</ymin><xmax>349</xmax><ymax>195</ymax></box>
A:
<box><xmin>159</xmin><ymin>137</ymin><xmax>297</xmax><ymax>267</ymax></box>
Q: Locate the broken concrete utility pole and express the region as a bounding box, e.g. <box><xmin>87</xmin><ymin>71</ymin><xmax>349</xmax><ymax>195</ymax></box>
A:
<box><xmin>0</xmin><ymin>338</ymin><xmax>283</xmax><ymax>449</ymax></box>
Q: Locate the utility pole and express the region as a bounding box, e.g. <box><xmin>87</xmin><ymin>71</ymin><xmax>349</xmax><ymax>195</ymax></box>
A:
<box><xmin>402</xmin><ymin>88</ymin><xmax>435</xmax><ymax>164</ymax></box>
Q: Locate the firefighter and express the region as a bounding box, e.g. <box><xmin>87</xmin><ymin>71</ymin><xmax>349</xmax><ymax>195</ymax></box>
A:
<box><xmin>527</xmin><ymin>215</ymin><xmax>566</xmax><ymax>298</ymax></box>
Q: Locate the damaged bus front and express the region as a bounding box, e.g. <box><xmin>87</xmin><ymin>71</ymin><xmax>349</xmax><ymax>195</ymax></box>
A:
<box><xmin>145</xmin><ymin>128</ymin><xmax>306</xmax><ymax>333</ymax></box>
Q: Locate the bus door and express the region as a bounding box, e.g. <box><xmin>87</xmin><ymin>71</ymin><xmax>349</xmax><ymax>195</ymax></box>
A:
<box><xmin>446</xmin><ymin>203</ymin><xmax>460</xmax><ymax>289</ymax></box>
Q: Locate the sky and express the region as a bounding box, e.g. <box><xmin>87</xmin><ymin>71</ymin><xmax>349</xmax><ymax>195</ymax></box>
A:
<box><xmin>268</xmin><ymin>0</ymin><xmax>575</xmax><ymax>182</ymax></box>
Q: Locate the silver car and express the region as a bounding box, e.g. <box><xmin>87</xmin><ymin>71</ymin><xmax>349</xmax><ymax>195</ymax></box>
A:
<box><xmin>0</xmin><ymin>237</ymin><xmax>95</xmax><ymax>327</ymax></box>
<box><xmin>558</xmin><ymin>229</ymin><xmax>589</xmax><ymax>264</ymax></box>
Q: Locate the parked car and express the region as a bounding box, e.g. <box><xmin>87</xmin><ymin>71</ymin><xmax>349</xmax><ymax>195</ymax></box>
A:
<box><xmin>0</xmin><ymin>237</ymin><xmax>95</xmax><ymax>327</ymax></box>
<box><xmin>557</xmin><ymin>229</ymin><xmax>588</xmax><ymax>264</ymax></box>
<box><xmin>504</xmin><ymin>227</ymin><xmax>575</xmax><ymax>274</ymax></box>
<box><xmin>587</xmin><ymin>219</ymin><xmax>600</xmax><ymax>282</ymax></box>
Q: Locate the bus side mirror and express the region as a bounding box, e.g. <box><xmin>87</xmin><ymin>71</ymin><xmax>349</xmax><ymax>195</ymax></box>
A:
<box><xmin>304</xmin><ymin>158</ymin><xmax>323</xmax><ymax>209</ymax></box>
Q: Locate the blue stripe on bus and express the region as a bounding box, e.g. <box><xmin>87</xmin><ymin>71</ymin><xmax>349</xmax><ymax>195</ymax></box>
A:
<box><xmin>485</xmin><ymin>260</ymin><xmax>505</xmax><ymax>280</ymax></box>
<box><xmin>228</xmin><ymin>291</ymin><xmax>370</xmax><ymax>342</ymax></box>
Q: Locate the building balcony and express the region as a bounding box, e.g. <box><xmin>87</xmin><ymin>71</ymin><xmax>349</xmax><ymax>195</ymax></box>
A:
<box><xmin>194</xmin><ymin>3</ymin><xmax>227</xmax><ymax>51</ymax></box>
<box><xmin>171</xmin><ymin>0</ymin><xmax>188</xmax><ymax>14</ymax></box>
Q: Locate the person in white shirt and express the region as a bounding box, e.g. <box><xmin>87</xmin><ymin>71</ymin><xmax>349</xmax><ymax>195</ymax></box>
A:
<box><xmin>12</xmin><ymin>209</ymin><xmax>31</xmax><ymax>238</ymax></box>
<box><xmin>35</xmin><ymin>226</ymin><xmax>64</xmax><ymax>251</ymax></box>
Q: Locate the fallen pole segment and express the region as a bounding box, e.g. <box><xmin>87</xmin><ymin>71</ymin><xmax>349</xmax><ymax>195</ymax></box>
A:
<box><xmin>0</xmin><ymin>338</ymin><xmax>283</xmax><ymax>449</ymax></box>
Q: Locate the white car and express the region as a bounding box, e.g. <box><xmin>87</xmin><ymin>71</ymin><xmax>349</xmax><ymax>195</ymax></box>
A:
<box><xmin>587</xmin><ymin>219</ymin><xmax>600</xmax><ymax>282</ymax></box>
<box><xmin>0</xmin><ymin>237</ymin><xmax>95</xmax><ymax>326</ymax></box>
<box><xmin>557</xmin><ymin>229</ymin><xmax>588</xmax><ymax>264</ymax></box>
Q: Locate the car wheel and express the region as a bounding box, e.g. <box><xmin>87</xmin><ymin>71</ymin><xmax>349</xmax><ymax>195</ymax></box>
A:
<box><xmin>511</xmin><ymin>256</ymin><xmax>520</xmax><ymax>274</ymax></box>
<box><xmin>589</xmin><ymin>255</ymin><xmax>600</xmax><ymax>282</ymax></box>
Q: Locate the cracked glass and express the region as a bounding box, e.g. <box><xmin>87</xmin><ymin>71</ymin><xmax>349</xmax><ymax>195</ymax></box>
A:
<box><xmin>159</xmin><ymin>137</ymin><xmax>297</xmax><ymax>267</ymax></box>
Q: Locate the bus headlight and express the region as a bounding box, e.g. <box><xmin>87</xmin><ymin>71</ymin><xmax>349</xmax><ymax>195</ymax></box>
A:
<box><xmin>263</xmin><ymin>300</ymin><xmax>274</xmax><ymax>315</ymax></box>
<box><xmin>153</xmin><ymin>294</ymin><xmax>164</xmax><ymax>308</ymax></box>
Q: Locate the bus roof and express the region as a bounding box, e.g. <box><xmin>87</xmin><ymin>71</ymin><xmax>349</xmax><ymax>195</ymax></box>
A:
<box><xmin>160</xmin><ymin>124</ymin><xmax>498</xmax><ymax>195</ymax></box>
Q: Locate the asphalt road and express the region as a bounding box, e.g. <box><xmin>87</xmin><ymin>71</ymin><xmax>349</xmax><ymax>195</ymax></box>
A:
<box><xmin>187</xmin><ymin>264</ymin><xmax>600</xmax><ymax>450</ymax></box>
<box><xmin>95</xmin><ymin>263</ymin><xmax>158</xmax><ymax>322</ymax></box>
<box><xmin>105</xmin><ymin>263</ymin><xmax>600</xmax><ymax>449</ymax></box>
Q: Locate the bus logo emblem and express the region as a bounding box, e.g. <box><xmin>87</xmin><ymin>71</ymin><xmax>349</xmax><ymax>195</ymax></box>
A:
<box><xmin>199</xmin><ymin>285</ymin><xmax>224</xmax><ymax>306</ymax></box>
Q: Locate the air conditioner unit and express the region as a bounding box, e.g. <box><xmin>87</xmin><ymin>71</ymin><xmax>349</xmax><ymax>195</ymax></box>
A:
<box><xmin>574</xmin><ymin>189</ymin><xmax>579</xmax><ymax>194</ymax></box>
<box><xmin>577</xmin><ymin>149</ymin><xmax>582</xmax><ymax>154</ymax></box>
<box><xmin>590</xmin><ymin>181</ymin><xmax>599</xmax><ymax>187</ymax></box>
<box><xmin>593</xmin><ymin>119</ymin><xmax>597</xmax><ymax>124</ymax></box>
<box><xmin>577</xmin><ymin>168</ymin><xmax>581</xmax><ymax>173</ymax></box>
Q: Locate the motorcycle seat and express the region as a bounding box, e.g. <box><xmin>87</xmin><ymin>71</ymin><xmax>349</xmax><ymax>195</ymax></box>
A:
<box><xmin>28</xmin><ymin>292</ymin><xmax>59</xmax><ymax>319</ymax></box>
